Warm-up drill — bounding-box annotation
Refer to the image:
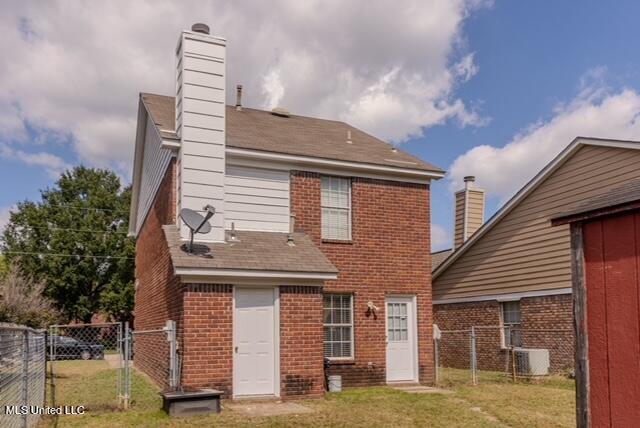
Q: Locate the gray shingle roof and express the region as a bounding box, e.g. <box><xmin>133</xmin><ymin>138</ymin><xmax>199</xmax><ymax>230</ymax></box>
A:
<box><xmin>141</xmin><ymin>93</ymin><xmax>443</xmax><ymax>174</ymax></box>
<box><xmin>163</xmin><ymin>225</ymin><xmax>338</xmax><ymax>274</ymax></box>
<box><xmin>551</xmin><ymin>178</ymin><xmax>640</xmax><ymax>222</ymax></box>
<box><xmin>431</xmin><ymin>249</ymin><xmax>453</xmax><ymax>271</ymax></box>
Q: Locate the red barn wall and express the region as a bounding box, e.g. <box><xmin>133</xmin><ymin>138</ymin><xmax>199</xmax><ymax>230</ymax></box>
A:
<box><xmin>583</xmin><ymin>211</ymin><xmax>640</xmax><ymax>426</ymax></box>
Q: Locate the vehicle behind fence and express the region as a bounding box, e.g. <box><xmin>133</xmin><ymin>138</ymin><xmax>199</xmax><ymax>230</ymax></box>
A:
<box><xmin>47</xmin><ymin>321</ymin><xmax>178</xmax><ymax>411</ymax></box>
<box><xmin>0</xmin><ymin>324</ymin><xmax>46</xmax><ymax>428</ymax></box>
<box><xmin>435</xmin><ymin>325</ymin><xmax>574</xmax><ymax>385</ymax></box>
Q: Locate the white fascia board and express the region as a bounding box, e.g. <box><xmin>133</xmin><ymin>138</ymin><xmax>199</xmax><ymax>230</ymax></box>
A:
<box><xmin>226</xmin><ymin>147</ymin><xmax>445</xmax><ymax>181</ymax></box>
<box><xmin>174</xmin><ymin>267</ymin><xmax>338</xmax><ymax>281</ymax></box>
<box><xmin>433</xmin><ymin>136</ymin><xmax>640</xmax><ymax>279</ymax></box>
<box><xmin>161</xmin><ymin>139</ymin><xmax>181</xmax><ymax>150</ymax></box>
<box><xmin>433</xmin><ymin>287</ymin><xmax>572</xmax><ymax>305</ymax></box>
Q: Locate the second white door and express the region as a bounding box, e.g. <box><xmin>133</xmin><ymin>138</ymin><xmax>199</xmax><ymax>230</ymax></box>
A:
<box><xmin>234</xmin><ymin>287</ymin><xmax>277</xmax><ymax>396</ymax></box>
<box><xmin>385</xmin><ymin>296</ymin><xmax>418</xmax><ymax>382</ymax></box>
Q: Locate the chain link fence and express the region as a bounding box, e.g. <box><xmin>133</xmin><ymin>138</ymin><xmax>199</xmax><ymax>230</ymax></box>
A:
<box><xmin>126</xmin><ymin>320</ymin><xmax>179</xmax><ymax>406</ymax></box>
<box><xmin>435</xmin><ymin>325</ymin><xmax>574</xmax><ymax>386</ymax></box>
<box><xmin>0</xmin><ymin>324</ymin><xmax>46</xmax><ymax>428</ymax></box>
<box><xmin>48</xmin><ymin>322</ymin><xmax>123</xmax><ymax>412</ymax></box>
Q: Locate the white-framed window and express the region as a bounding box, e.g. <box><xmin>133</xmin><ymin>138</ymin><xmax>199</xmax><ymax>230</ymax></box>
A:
<box><xmin>321</xmin><ymin>176</ymin><xmax>352</xmax><ymax>240</ymax></box>
<box><xmin>387</xmin><ymin>302</ymin><xmax>409</xmax><ymax>341</ymax></box>
<box><xmin>323</xmin><ymin>294</ymin><xmax>354</xmax><ymax>359</ymax></box>
<box><xmin>501</xmin><ymin>301</ymin><xmax>522</xmax><ymax>348</ymax></box>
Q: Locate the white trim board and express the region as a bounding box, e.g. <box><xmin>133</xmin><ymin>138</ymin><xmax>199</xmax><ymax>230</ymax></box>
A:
<box><xmin>433</xmin><ymin>137</ymin><xmax>640</xmax><ymax>279</ymax></box>
<box><xmin>433</xmin><ymin>287</ymin><xmax>572</xmax><ymax>305</ymax></box>
<box><xmin>175</xmin><ymin>268</ymin><xmax>337</xmax><ymax>281</ymax></box>
<box><xmin>226</xmin><ymin>147</ymin><xmax>444</xmax><ymax>181</ymax></box>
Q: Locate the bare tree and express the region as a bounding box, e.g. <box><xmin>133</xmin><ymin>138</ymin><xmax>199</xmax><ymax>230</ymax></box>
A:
<box><xmin>0</xmin><ymin>266</ymin><xmax>60</xmax><ymax>328</ymax></box>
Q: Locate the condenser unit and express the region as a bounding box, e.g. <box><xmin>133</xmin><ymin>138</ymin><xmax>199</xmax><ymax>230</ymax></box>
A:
<box><xmin>513</xmin><ymin>348</ymin><xmax>550</xmax><ymax>376</ymax></box>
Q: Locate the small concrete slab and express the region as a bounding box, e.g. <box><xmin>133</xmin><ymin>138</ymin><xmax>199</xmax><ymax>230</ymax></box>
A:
<box><xmin>225</xmin><ymin>401</ymin><xmax>314</xmax><ymax>417</ymax></box>
<box><xmin>391</xmin><ymin>385</ymin><xmax>453</xmax><ymax>394</ymax></box>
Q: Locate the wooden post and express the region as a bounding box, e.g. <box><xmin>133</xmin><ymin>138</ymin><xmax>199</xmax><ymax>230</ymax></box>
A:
<box><xmin>571</xmin><ymin>223</ymin><xmax>590</xmax><ymax>428</ymax></box>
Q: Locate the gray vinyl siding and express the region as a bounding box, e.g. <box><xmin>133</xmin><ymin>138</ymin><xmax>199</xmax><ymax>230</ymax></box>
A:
<box><xmin>434</xmin><ymin>145</ymin><xmax>640</xmax><ymax>301</ymax></box>
<box><xmin>136</xmin><ymin>118</ymin><xmax>173</xmax><ymax>233</ymax></box>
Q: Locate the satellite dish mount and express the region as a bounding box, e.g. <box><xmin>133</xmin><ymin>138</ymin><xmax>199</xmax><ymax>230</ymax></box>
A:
<box><xmin>179</xmin><ymin>205</ymin><xmax>216</xmax><ymax>253</ymax></box>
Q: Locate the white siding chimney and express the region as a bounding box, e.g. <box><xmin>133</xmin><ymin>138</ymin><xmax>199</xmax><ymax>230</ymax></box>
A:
<box><xmin>175</xmin><ymin>24</ymin><xmax>226</xmax><ymax>242</ymax></box>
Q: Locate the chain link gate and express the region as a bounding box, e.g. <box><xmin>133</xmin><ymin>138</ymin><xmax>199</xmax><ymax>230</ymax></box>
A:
<box><xmin>120</xmin><ymin>320</ymin><xmax>179</xmax><ymax>408</ymax></box>
<box><xmin>48</xmin><ymin>322</ymin><xmax>124</xmax><ymax>410</ymax></box>
<box><xmin>47</xmin><ymin>321</ymin><xmax>179</xmax><ymax>411</ymax></box>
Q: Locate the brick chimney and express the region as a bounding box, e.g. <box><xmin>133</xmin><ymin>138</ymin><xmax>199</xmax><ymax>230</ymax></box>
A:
<box><xmin>175</xmin><ymin>23</ymin><xmax>226</xmax><ymax>242</ymax></box>
<box><xmin>454</xmin><ymin>176</ymin><xmax>485</xmax><ymax>249</ymax></box>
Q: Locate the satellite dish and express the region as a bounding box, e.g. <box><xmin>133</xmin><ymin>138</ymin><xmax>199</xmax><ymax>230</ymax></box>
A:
<box><xmin>180</xmin><ymin>205</ymin><xmax>216</xmax><ymax>253</ymax></box>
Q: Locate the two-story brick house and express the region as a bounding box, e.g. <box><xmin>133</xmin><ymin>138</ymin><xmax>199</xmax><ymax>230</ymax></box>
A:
<box><xmin>129</xmin><ymin>24</ymin><xmax>444</xmax><ymax>399</ymax></box>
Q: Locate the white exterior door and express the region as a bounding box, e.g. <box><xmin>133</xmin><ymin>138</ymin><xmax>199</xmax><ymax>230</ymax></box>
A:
<box><xmin>234</xmin><ymin>287</ymin><xmax>278</xmax><ymax>396</ymax></box>
<box><xmin>385</xmin><ymin>296</ymin><xmax>418</xmax><ymax>382</ymax></box>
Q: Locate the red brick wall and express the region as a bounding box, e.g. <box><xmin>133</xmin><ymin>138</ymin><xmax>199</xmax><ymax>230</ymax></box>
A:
<box><xmin>181</xmin><ymin>284</ymin><xmax>233</xmax><ymax>397</ymax></box>
<box><xmin>521</xmin><ymin>294</ymin><xmax>574</xmax><ymax>370</ymax></box>
<box><xmin>133</xmin><ymin>160</ymin><xmax>183</xmax><ymax>390</ymax></box>
<box><xmin>291</xmin><ymin>171</ymin><xmax>435</xmax><ymax>386</ymax></box>
<box><xmin>433</xmin><ymin>294</ymin><xmax>574</xmax><ymax>372</ymax></box>
<box><xmin>433</xmin><ymin>300</ymin><xmax>502</xmax><ymax>370</ymax></box>
<box><xmin>280</xmin><ymin>286</ymin><xmax>325</xmax><ymax>398</ymax></box>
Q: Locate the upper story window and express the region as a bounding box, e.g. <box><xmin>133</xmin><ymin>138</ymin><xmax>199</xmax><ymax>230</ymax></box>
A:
<box><xmin>321</xmin><ymin>176</ymin><xmax>352</xmax><ymax>240</ymax></box>
<box><xmin>501</xmin><ymin>301</ymin><xmax>522</xmax><ymax>348</ymax></box>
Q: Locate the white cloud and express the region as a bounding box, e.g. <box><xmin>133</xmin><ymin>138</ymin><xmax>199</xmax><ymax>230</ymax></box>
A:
<box><xmin>0</xmin><ymin>144</ymin><xmax>71</xmax><ymax>178</ymax></box>
<box><xmin>0</xmin><ymin>0</ymin><xmax>488</xmax><ymax>178</ymax></box>
<box><xmin>449</xmin><ymin>85</ymin><xmax>640</xmax><ymax>202</ymax></box>
<box><xmin>431</xmin><ymin>223</ymin><xmax>451</xmax><ymax>251</ymax></box>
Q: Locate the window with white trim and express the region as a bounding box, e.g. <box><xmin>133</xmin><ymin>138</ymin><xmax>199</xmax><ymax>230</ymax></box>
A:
<box><xmin>501</xmin><ymin>301</ymin><xmax>522</xmax><ymax>348</ymax></box>
<box><xmin>321</xmin><ymin>176</ymin><xmax>352</xmax><ymax>240</ymax></box>
<box><xmin>323</xmin><ymin>294</ymin><xmax>354</xmax><ymax>359</ymax></box>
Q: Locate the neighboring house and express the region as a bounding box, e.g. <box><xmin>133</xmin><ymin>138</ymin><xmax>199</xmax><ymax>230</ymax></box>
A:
<box><xmin>129</xmin><ymin>24</ymin><xmax>444</xmax><ymax>399</ymax></box>
<box><xmin>432</xmin><ymin>137</ymin><xmax>640</xmax><ymax>371</ymax></box>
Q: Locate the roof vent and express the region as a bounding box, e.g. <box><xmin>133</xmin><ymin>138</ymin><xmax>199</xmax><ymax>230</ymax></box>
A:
<box><xmin>271</xmin><ymin>107</ymin><xmax>290</xmax><ymax>118</ymax></box>
<box><xmin>191</xmin><ymin>23</ymin><xmax>210</xmax><ymax>35</ymax></box>
<box><xmin>235</xmin><ymin>85</ymin><xmax>243</xmax><ymax>111</ymax></box>
<box><xmin>347</xmin><ymin>130</ymin><xmax>353</xmax><ymax>144</ymax></box>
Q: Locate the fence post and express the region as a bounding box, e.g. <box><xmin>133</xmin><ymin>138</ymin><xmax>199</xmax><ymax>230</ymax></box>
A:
<box><xmin>21</xmin><ymin>330</ymin><xmax>29</xmax><ymax>428</ymax></box>
<box><xmin>470</xmin><ymin>326</ymin><xmax>477</xmax><ymax>385</ymax></box>
<box><xmin>122</xmin><ymin>321</ymin><xmax>130</xmax><ymax>410</ymax></box>
<box><xmin>433</xmin><ymin>338</ymin><xmax>439</xmax><ymax>385</ymax></box>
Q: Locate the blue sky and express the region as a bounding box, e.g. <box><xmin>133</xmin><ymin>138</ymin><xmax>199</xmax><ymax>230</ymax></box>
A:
<box><xmin>2</xmin><ymin>1</ymin><xmax>640</xmax><ymax>250</ymax></box>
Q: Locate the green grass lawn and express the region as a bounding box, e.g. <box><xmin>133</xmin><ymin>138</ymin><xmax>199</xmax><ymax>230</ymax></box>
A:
<box><xmin>40</xmin><ymin>362</ymin><xmax>575</xmax><ymax>427</ymax></box>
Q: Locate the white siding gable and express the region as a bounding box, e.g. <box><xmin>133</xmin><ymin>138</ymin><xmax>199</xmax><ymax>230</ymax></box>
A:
<box><xmin>224</xmin><ymin>165</ymin><xmax>290</xmax><ymax>232</ymax></box>
<box><xmin>136</xmin><ymin>118</ymin><xmax>173</xmax><ymax>233</ymax></box>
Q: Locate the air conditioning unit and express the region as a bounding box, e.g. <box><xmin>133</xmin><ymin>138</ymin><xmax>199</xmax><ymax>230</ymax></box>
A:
<box><xmin>514</xmin><ymin>348</ymin><xmax>550</xmax><ymax>376</ymax></box>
